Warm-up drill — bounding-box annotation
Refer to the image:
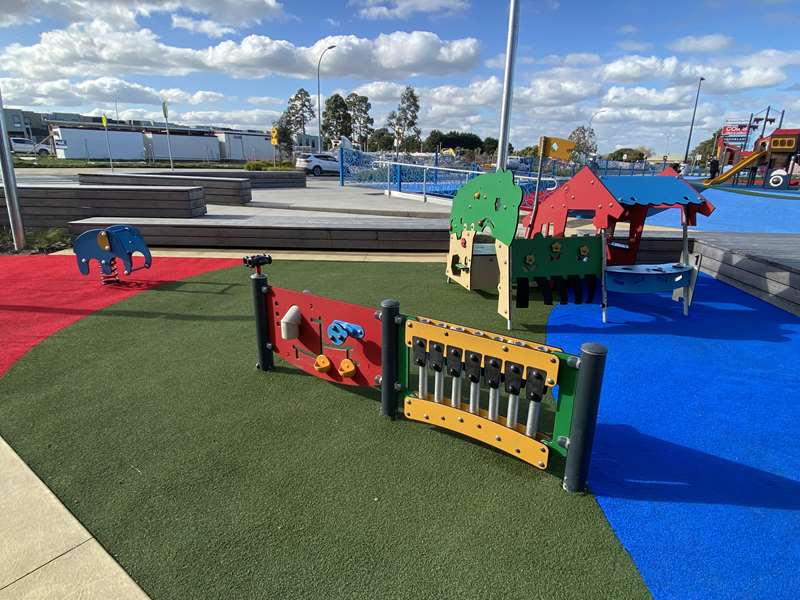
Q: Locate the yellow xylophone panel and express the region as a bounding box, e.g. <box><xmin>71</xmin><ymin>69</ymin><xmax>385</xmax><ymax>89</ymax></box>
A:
<box><xmin>405</xmin><ymin>318</ymin><xmax>561</xmax><ymax>386</ymax></box>
<box><xmin>403</xmin><ymin>396</ymin><xmax>549</xmax><ymax>470</ymax></box>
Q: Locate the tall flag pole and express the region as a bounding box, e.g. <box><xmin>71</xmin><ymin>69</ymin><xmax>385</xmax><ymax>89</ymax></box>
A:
<box><xmin>495</xmin><ymin>0</ymin><xmax>519</xmax><ymax>172</ymax></box>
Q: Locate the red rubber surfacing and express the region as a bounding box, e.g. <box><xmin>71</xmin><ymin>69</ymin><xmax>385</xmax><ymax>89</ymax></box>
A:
<box><xmin>0</xmin><ymin>254</ymin><xmax>240</xmax><ymax>377</ymax></box>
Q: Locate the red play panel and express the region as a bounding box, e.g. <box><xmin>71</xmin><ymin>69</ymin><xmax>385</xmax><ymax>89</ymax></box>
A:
<box><xmin>266</xmin><ymin>287</ymin><xmax>381</xmax><ymax>387</ymax></box>
<box><xmin>0</xmin><ymin>254</ymin><xmax>239</xmax><ymax>377</ymax></box>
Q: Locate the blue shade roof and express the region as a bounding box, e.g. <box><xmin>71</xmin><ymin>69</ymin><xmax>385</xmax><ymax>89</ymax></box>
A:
<box><xmin>600</xmin><ymin>176</ymin><xmax>707</xmax><ymax>206</ymax></box>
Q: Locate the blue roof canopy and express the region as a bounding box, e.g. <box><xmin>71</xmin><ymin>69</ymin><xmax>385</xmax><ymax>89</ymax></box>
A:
<box><xmin>600</xmin><ymin>176</ymin><xmax>707</xmax><ymax>206</ymax></box>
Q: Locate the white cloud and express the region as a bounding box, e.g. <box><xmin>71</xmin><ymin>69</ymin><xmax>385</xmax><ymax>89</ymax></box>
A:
<box><xmin>668</xmin><ymin>34</ymin><xmax>732</xmax><ymax>53</ymax></box>
<box><xmin>0</xmin><ymin>0</ymin><xmax>288</xmax><ymax>29</ymax></box>
<box><xmin>485</xmin><ymin>52</ymin><xmax>598</xmax><ymax>69</ymax></box>
<box><xmin>0</xmin><ymin>75</ymin><xmax>224</xmax><ymax>107</ymax></box>
<box><xmin>603</xmin><ymin>85</ymin><xmax>692</xmax><ymax>108</ymax></box>
<box><xmin>516</xmin><ymin>77</ymin><xmax>603</xmax><ymax>106</ymax></box>
<box><xmin>351</xmin><ymin>0</ymin><xmax>469</xmax><ymax>19</ymax></box>
<box><xmin>325</xmin><ymin>18</ymin><xmax>341</xmax><ymax>27</ymax></box>
<box><xmin>616</xmin><ymin>40</ymin><xmax>653</xmax><ymax>52</ymax></box>
<box><xmin>247</xmin><ymin>96</ymin><xmax>284</xmax><ymax>105</ymax></box>
<box><xmin>352</xmin><ymin>81</ymin><xmax>407</xmax><ymax>102</ymax></box>
<box><xmin>170</xmin><ymin>15</ymin><xmax>235</xmax><ymax>38</ymax></box>
<box><xmin>0</xmin><ymin>23</ymin><xmax>480</xmax><ymax>80</ymax></box>
<box><xmin>599</xmin><ymin>54</ymin><xmax>786</xmax><ymax>92</ymax></box>
<box><xmin>618</xmin><ymin>24</ymin><xmax>638</xmax><ymax>34</ymax></box>
<box><xmin>593</xmin><ymin>103</ymin><xmax>715</xmax><ymax>127</ymax></box>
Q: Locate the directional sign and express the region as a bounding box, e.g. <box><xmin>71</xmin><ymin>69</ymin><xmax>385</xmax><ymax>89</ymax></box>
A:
<box><xmin>271</xmin><ymin>127</ymin><xmax>278</xmax><ymax>145</ymax></box>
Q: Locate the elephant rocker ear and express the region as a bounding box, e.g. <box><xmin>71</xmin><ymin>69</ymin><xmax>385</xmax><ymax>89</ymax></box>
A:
<box><xmin>97</xmin><ymin>230</ymin><xmax>111</xmax><ymax>252</ymax></box>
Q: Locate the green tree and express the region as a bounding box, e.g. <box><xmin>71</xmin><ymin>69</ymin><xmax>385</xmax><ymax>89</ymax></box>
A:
<box><xmin>386</xmin><ymin>86</ymin><xmax>420</xmax><ymax>154</ymax></box>
<box><xmin>423</xmin><ymin>129</ymin><xmax>445</xmax><ymax>152</ymax></box>
<box><xmin>273</xmin><ymin>111</ymin><xmax>294</xmax><ymax>160</ymax></box>
<box><xmin>606</xmin><ymin>147</ymin><xmax>647</xmax><ymax>161</ymax></box>
<box><xmin>286</xmin><ymin>88</ymin><xmax>315</xmax><ymax>135</ymax></box>
<box><xmin>482</xmin><ymin>137</ymin><xmax>498</xmax><ymax>156</ymax></box>
<box><xmin>690</xmin><ymin>129</ymin><xmax>721</xmax><ymax>164</ymax></box>
<box><xmin>518</xmin><ymin>145</ymin><xmax>539</xmax><ymax>158</ymax></box>
<box><xmin>345</xmin><ymin>93</ymin><xmax>374</xmax><ymax>149</ymax></box>
<box><xmin>368</xmin><ymin>127</ymin><xmax>395</xmax><ymax>151</ymax></box>
<box><xmin>568</xmin><ymin>126</ymin><xmax>598</xmax><ymax>161</ymax></box>
<box><xmin>321</xmin><ymin>93</ymin><xmax>352</xmax><ymax>147</ymax></box>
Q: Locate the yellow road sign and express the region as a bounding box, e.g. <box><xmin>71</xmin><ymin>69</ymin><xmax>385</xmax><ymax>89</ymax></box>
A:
<box><xmin>101</xmin><ymin>114</ymin><xmax>107</xmax><ymax>127</ymax></box>
<box><xmin>271</xmin><ymin>127</ymin><xmax>278</xmax><ymax>145</ymax></box>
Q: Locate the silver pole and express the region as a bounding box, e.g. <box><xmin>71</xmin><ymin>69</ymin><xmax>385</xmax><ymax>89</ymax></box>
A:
<box><xmin>165</xmin><ymin>118</ymin><xmax>174</xmax><ymax>171</ymax></box>
<box><xmin>0</xmin><ymin>88</ymin><xmax>25</xmax><ymax>249</ymax></box>
<box><xmin>317</xmin><ymin>45</ymin><xmax>336</xmax><ymax>153</ymax></box>
<box><xmin>418</xmin><ymin>365</ymin><xmax>428</xmax><ymax>399</ymax></box>
<box><xmin>434</xmin><ymin>370</ymin><xmax>444</xmax><ymax>403</ymax></box>
<box><xmin>469</xmin><ymin>381</ymin><xmax>480</xmax><ymax>414</ymax></box>
<box><xmin>103</xmin><ymin>119</ymin><xmax>114</xmax><ymax>173</ymax></box>
<box><xmin>495</xmin><ymin>0</ymin><xmax>519</xmax><ymax>172</ymax></box>
<box><xmin>525</xmin><ymin>399</ymin><xmax>541</xmax><ymax>437</ymax></box>
<box><xmin>488</xmin><ymin>387</ymin><xmax>500</xmax><ymax>421</ymax></box>
<box><xmin>506</xmin><ymin>393</ymin><xmax>519</xmax><ymax>429</ymax></box>
<box><xmin>601</xmin><ymin>228</ymin><xmax>608</xmax><ymax>323</ymax></box>
<box><xmin>682</xmin><ymin>209</ymin><xmax>689</xmax><ymax>316</ymax></box>
<box><xmin>450</xmin><ymin>375</ymin><xmax>462</xmax><ymax>408</ymax></box>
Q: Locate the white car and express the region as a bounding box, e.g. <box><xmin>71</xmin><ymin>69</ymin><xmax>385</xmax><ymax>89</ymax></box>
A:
<box><xmin>9</xmin><ymin>137</ymin><xmax>51</xmax><ymax>156</ymax></box>
<box><xmin>295</xmin><ymin>153</ymin><xmax>339</xmax><ymax>176</ymax></box>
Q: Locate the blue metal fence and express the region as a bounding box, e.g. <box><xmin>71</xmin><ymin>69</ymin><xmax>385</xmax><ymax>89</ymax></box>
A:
<box><xmin>338</xmin><ymin>147</ymin><xmax>695</xmax><ymax>198</ymax></box>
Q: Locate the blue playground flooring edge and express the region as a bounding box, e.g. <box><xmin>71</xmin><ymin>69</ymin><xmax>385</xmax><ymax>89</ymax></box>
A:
<box><xmin>544</xmin><ymin>275</ymin><xmax>800</xmax><ymax>599</ymax></box>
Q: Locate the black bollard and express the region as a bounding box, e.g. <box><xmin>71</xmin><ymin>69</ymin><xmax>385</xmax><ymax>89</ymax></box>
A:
<box><xmin>563</xmin><ymin>342</ymin><xmax>607</xmax><ymax>493</ymax></box>
<box><xmin>379</xmin><ymin>299</ymin><xmax>401</xmax><ymax>418</ymax></box>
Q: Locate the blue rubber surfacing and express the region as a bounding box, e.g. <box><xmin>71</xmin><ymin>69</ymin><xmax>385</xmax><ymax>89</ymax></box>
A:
<box><xmin>545</xmin><ymin>275</ymin><xmax>800</xmax><ymax>599</ymax></box>
<box><xmin>646</xmin><ymin>188</ymin><xmax>800</xmax><ymax>233</ymax></box>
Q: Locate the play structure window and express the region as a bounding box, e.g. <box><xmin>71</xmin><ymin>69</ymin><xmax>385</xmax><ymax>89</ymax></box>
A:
<box><xmin>772</xmin><ymin>138</ymin><xmax>795</xmax><ymax>150</ymax></box>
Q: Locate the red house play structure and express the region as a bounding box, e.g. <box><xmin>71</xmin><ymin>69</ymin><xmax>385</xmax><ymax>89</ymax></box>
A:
<box><xmin>522</xmin><ymin>166</ymin><xmax>715</xmax><ymax>265</ymax></box>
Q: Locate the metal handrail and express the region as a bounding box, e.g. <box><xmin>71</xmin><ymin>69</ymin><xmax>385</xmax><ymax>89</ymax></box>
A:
<box><xmin>373</xmin><ymin>160</ymin><xmax>560</xmax><ymax>201</ymax></box>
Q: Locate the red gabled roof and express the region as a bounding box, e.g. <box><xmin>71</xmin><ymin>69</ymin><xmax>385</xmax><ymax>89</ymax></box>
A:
<box><xmin>771</xmin><ymin>129</ymin><xmax>800</xmax><ymax>136</ymax></box>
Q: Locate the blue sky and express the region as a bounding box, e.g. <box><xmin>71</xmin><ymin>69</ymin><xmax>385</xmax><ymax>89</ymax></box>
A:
<box><xmin>1</xmin><ymin>0</ymin><xmax>798</xmax><ymax>154</ymax></box>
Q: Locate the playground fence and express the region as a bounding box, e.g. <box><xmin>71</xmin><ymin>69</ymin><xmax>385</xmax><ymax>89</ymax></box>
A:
<box><xmin>337</xmin><ymin>148</ymin><xmax>697</xmax><ymax>199</ymax></box>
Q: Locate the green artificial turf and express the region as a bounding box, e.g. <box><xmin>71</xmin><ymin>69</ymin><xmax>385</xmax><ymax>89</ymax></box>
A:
<box><xmin>0</xmin><ymin>262</ymin><xmax>648</xmax><ymax>599</ymax></box>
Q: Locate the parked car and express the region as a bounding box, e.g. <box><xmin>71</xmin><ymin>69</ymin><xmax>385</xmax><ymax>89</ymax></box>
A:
<box><xmin>295</xmin><ymin>153</ymin><xmax>339</xmax><ymax>176</ymax></box>
<box><xmin>9</xmin><ymin>137</ymin><xmax>51</xmax><ymax>156</ymax></box>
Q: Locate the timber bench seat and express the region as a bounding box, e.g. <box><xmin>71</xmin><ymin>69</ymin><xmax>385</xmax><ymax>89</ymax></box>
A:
<box><xmin>78</xmin><ymin>172</ymin><xmax>251</xmax><ymax>205</ymax></box>
<box><xmin>1</xmin><ymin>184</ymin><xmax>206</xmax><ymax>230</ymax></box>
<box><xmin>154</xmin><ymin>169</ymin><xmax>306</xmax><ymax>189</ymax></box>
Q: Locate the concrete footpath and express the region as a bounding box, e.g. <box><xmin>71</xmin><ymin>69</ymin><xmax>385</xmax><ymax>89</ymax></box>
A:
<box><xmin>0</xmin><ymin>439</ymin><xmax>149</xmax><ymax>599</ymax></box>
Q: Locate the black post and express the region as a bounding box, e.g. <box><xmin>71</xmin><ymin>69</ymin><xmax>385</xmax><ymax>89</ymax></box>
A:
<box><xmin>563</xmin><ymin>342</ymin><xmax>607</xmax><ymax>493</ymax></box>
<box><xmin>250</xmin><ymin>271</ymin><xmax>273</xmax><ymax>371</ymax></box>
<box><xmin>379</xmin><ymin>299</ymin><xmax>400</xmax><ymax>418</ymax></box>
<box><xmin>683</xmin><ymin>77</ymin><xmax>705</xmax><ymax>163</ymax></box>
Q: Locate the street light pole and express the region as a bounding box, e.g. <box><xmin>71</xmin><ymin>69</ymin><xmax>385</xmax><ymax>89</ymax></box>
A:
<box><xmin>683</xmin><ymin>76</ymin><xmax>705</xmax><ymax>163</ymax></box>
<box><xmin>317</xmin><ymin>45</ymin><xmax>336</xmax><ymax>153</ymax></box>
<box><xmin>0</xmin><ymin>86</ymin><xmax>25</xmax><ymax>250</ymax></box>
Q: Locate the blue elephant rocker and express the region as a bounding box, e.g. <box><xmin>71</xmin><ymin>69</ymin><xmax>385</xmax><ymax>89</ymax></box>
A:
<box><xmin>74</xmin><ymin>225</ymin><xmax>152</xmax><ymax>285</ymax></box>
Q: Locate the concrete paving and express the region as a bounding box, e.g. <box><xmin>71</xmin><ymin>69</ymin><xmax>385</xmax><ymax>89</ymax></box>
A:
<box><xmin>0</xmin><ymin>437</ymin><xmax>149</xmax><ymax>599</ymax></box>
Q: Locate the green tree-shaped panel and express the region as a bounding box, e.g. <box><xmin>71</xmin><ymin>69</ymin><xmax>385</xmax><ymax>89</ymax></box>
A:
<box><xmin>449</xmin><ymin>170</ymin><xmax>522</xmax><ymax>246</ymax></box>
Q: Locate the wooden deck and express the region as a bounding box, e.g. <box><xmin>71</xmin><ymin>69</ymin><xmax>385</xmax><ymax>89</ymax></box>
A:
<box><xmin>694</xmin><ymin>232</ymin><xmax>800</xmax><ymax>315</ymax></box>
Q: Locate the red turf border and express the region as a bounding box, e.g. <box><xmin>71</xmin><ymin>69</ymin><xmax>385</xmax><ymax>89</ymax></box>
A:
<box><xmin>0</xmin><ymin>255</ymin><xmax>239</xmax><ymax>377</ymax></box>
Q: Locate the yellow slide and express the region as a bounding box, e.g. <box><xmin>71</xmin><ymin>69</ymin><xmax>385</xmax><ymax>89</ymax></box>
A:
<box><xmin>704</xmin><ymin>150</ymin><xmax>766</xmax><ymax>185</ymax></box>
